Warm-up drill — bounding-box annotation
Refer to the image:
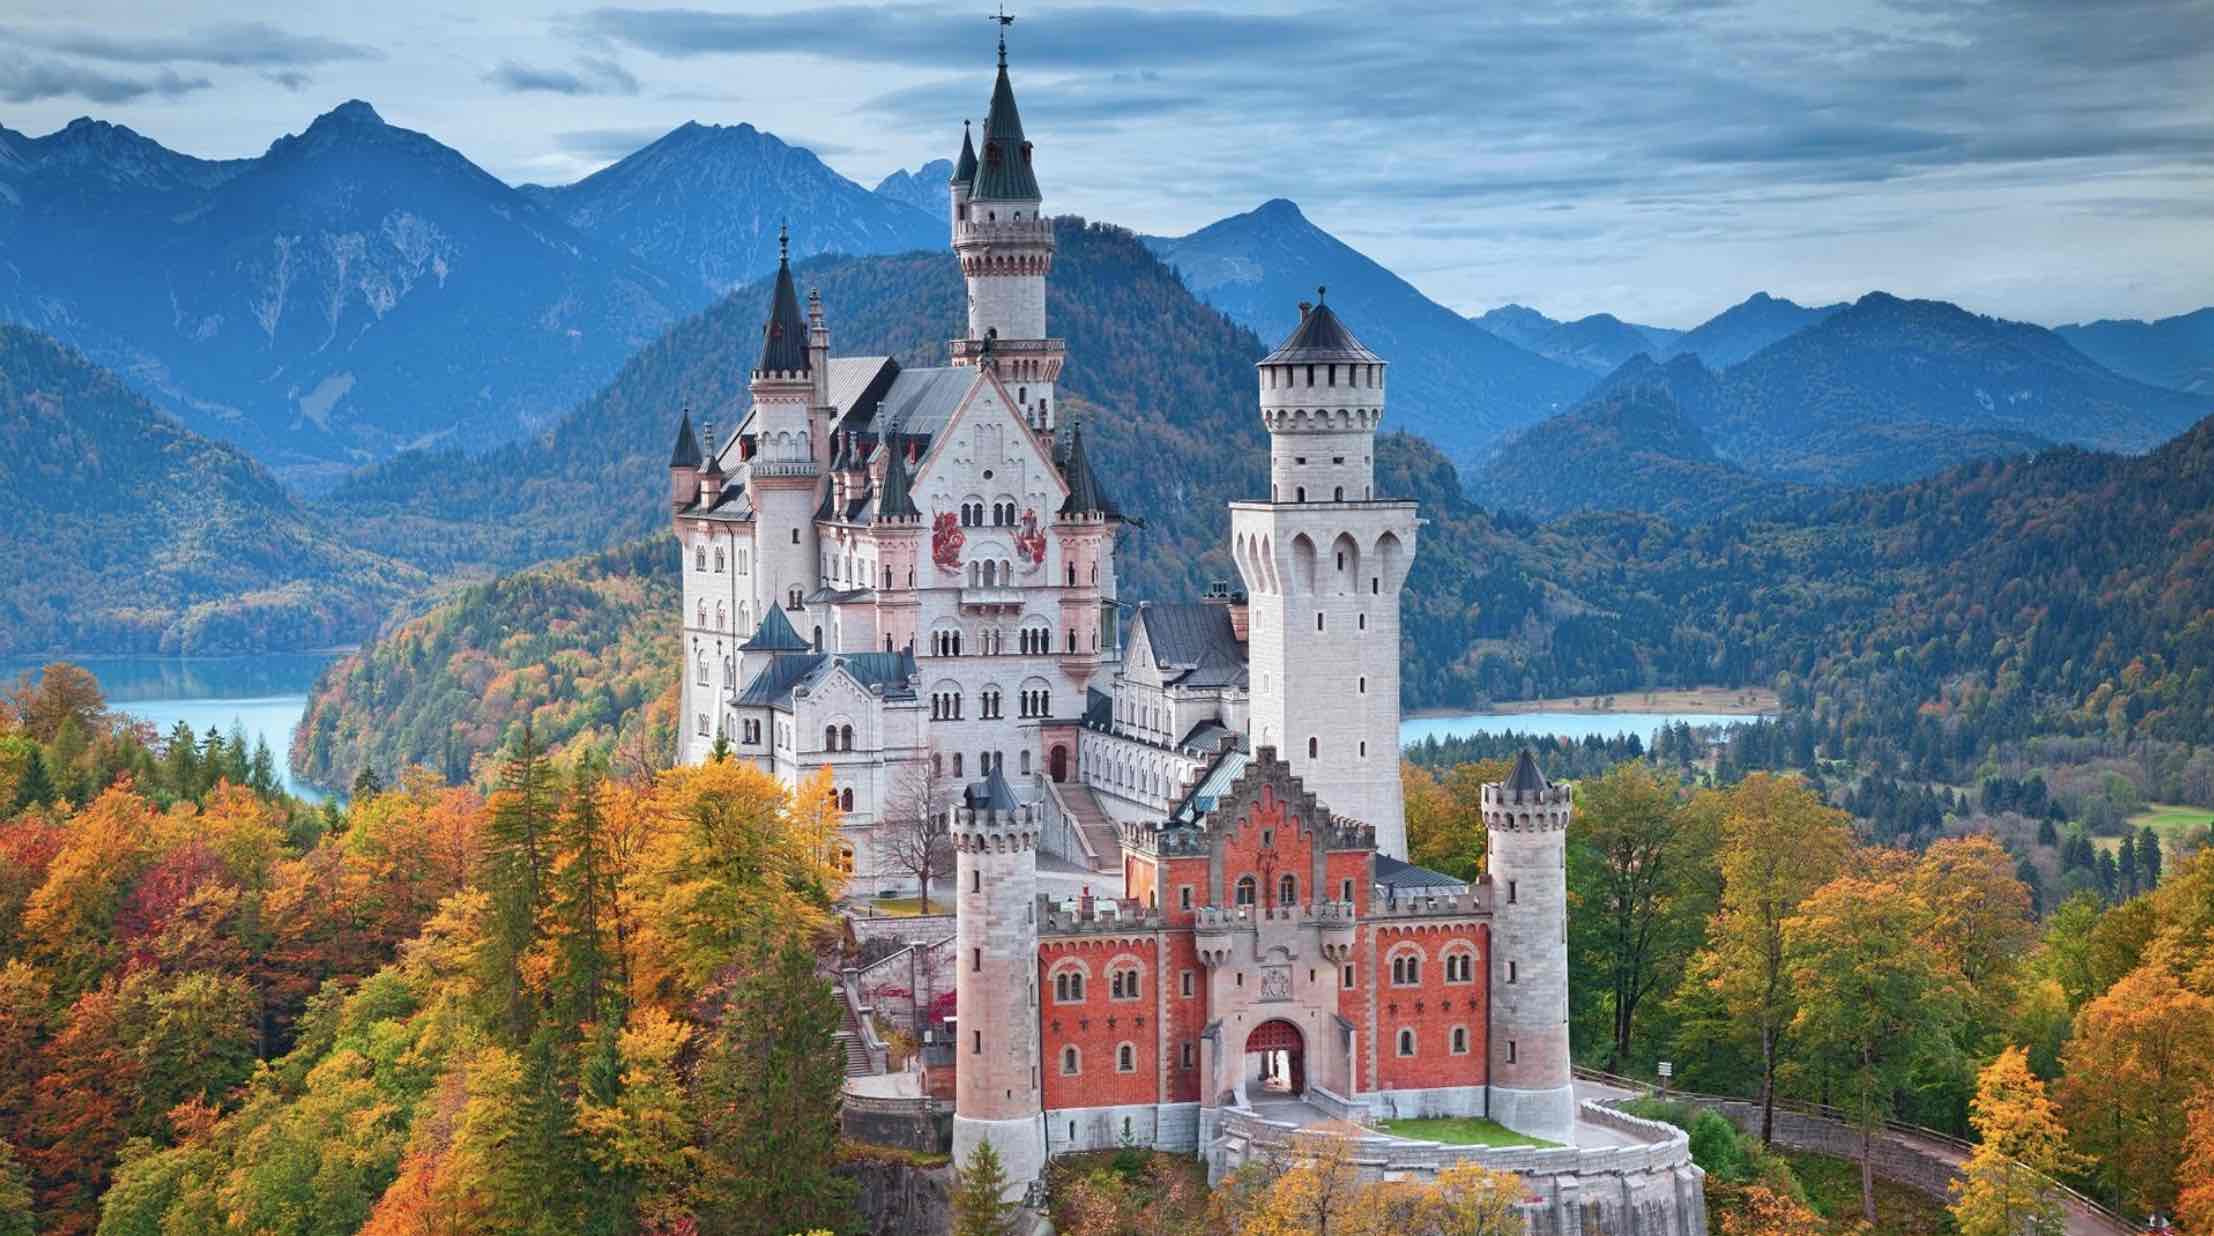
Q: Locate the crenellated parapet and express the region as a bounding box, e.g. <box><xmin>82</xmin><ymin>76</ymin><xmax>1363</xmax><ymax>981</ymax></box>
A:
<box><xmin>949</xmin><ymin>803</ymin><xmax>1037</xmax><ymax>855</ymax></box>
<box><xmin>1480</xmin><ymin>779</ymin><xmax>1573</xmax><ymax>833</ymax></box>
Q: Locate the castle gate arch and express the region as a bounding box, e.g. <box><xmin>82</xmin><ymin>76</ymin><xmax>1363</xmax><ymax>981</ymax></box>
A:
<box><xmin>1246</xmin><ymin>1018</ymin><xmax>1305</xmax><ymax>1098</ymax></box>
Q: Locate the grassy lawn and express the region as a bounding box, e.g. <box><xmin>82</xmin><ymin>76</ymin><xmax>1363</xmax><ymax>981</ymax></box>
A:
<box><xmin>2092</xmin><ymin>803</ymin><xmax>2214</xmax><ymax>866</ymax></box>
<box><xmin>859</xmin><ymin>896</ymin><xmax>946</xmax><ymax>917</ymax></box>
<box><xmin>1376</xmin><ymin>1116</ymin><xmax>1560</xmax><ymax>1148</ymax></box>
<box><xmin>1780</xmin><ymin>1150</ymin><xmax>1957</xmax><ymax>1236</ymax></box>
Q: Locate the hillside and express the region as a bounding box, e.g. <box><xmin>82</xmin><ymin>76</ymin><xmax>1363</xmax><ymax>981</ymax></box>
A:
<box><xmin>0</xmin><ymin>325</ymin><xmax>426</xmax><ymax>655</ymax></box>
<box><xmin>1709</xmin><ymin>292</ymin><xmax>2210</xmax><ymax>485</ymax></box>
<box><xmin>1469</xmin><ymin>306</ymin><xmax>1683</xmax><ymax>374</ymax></box>
<box><xmin>291</xmin><ymin>540</ymin><xmax>679</xmax><ymax>791</ymax></box>
<box><xmin>1471</xmin><ymin>376</ymin><xmax>1793</xmax><ymax>524</ymax></box>
<box><xmin>1143</xmin><ymin>199</ymin><xmax>1592</xmax><ymax>471</ymax></box>
<box><xmin>873</xmin><ymin>157</ymin><xmax>956</xmax><ymax>217</ymax></box>
<box><xmin>2056</xmin><ymin>307</ymin><xmax>2214</xmax><ymax>395</ymax></box>
<box><xmin>0</xmin><ymin>103</ymin><xmax>687</xmax><ymax>490</ymax></box>
<box><xmin>521</xmin><ymin>122</ymin><xmax>944</xmax><ymax>302</ymax></box>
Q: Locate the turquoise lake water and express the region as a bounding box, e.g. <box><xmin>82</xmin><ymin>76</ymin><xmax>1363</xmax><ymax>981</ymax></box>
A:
<box><xmin>2</xmin><ymin>653</ymin><xmax>344</xmax><ymax>800</ymax></box>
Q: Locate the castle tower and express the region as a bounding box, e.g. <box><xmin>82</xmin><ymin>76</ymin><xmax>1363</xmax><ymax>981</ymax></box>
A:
<box><xmin>949</xmin><ymin>21</ymin><xmax>1064</xmax><ymax>432</ymax></box>
<box><xmin>667</xmin><ymin>409</ymin><xmax>702</xmax><ymax>515</ymax></box>
<box><xmin>748</xmin><ymin>226</ymin><xmax>826</xmax><ymax>628</ymax></box>
<box><xmin>1229</xmin><ymin>293</ymin><xmax>1418</xmax><ymax>858</ymax></box>
<box><xmin>949</xmin><ymin>770</ymin><xmax>1047</xmax><ymax>1198</ymax></box>
<box><xmin>1482</xmin><ymin>750</ymin><xmax>1576</xmax><ymax>1144</ymax></box>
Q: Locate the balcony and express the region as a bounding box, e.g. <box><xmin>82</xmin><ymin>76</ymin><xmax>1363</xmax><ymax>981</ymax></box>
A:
<box><xmin>959</xmin><ymin>586</ymin><xmax>1025</xmax><ymax>610</ymax></box>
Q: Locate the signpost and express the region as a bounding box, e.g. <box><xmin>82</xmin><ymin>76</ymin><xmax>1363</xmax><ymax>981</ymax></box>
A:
<box><xmin>1658</xmin><ymin>1060</ymin><xmax>1673</xmax><ymax>1098</ymax></box>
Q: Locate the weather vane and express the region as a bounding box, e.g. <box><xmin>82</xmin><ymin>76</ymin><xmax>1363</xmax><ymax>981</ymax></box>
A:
<box><xmin>991</xmin><ymin>5</ymin><xmax>1015</xmax><ymax>66</ymax></box>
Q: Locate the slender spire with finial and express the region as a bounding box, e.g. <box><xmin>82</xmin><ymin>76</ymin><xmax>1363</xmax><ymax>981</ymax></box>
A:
<box><xmin>778</xmin><ymin>221</ymin><xmax>790</xmax><ymax>263</ymax></box>
<box><xmin>992</xmin><ymin>5</ymin><xmax>1014</xmax><ymax>68</ymax></box>
<box><xmin>756</xmin><ymin>222</ymin><xmax>809</xmax><ymax>374</ymax></box>
<box><xmin>973</xmin><ymin>7</ymin><xmax>1039</xmax><ymax>201</ymax></box>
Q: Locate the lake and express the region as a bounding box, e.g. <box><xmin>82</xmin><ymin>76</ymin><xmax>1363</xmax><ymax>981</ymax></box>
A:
<box><xmin>2</xmin><ymin>652</ymin><xmax>345</xmax><ymax>800</ymax></box>
<box><xmin>1401</xmin><ymin>710</ymin><xmax>1765</xmax><ymax>747</ymax></box>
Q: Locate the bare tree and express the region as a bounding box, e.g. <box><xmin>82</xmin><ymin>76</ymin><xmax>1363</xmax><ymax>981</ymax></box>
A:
<box><xmin>880</xmin><ymin>752</ymin><xmax>958</xmax><ymax>913</ymax></box>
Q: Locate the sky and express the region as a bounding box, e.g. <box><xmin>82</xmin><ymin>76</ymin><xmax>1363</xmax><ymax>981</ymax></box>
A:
<box><xmin>3</xmin><ymin>0</ymin><xmax>2210</xmax><ymax>328</ymax></box>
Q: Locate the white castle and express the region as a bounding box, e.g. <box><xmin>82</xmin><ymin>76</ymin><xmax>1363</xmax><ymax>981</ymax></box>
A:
<box><xmin>666</xmin><ymin>29</ymin><xmax>1705</xmax><ymax>1230</ymax></box>
<box><xmin>666</xmin><ymin>33</ymin><xmax>1412</xmax><ymax>878</ymax></box>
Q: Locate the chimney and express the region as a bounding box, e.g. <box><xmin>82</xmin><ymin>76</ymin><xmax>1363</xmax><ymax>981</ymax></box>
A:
<box><xmin>699</xmin><ymin>420</ymin><xmax>722</xmax><ymax>507</ymax></box>
<box><xmin>1079</xmin><ymin>886</ymin><xmax>1094</xmax><ymax>919</ymax></box>
<box><xmin>1297</xmin><ymin>301</ymin><xmax>1312</xmax><ymax>320</ymax></box>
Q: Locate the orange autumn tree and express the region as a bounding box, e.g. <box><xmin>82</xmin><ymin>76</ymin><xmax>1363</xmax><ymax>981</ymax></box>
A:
<box><xmin>2178</xmin><ymin>1095</ymin><xmax>2214</xmax><ymax>1234</ymax></box>
<box><xmin>2057</xmin><ymin>965</ymin><xmax>2214</xmax><ymax>1215</ymax></box>
<box><xmin>1720</xmin><ymin>1185</ymin><xmax>1830</xmax><ymax>1236</ymax></box>
<box><xmin>1949</xmin><ymin>1046</ymin><xmax>2075</xmax><ymax>1236</ymax></box>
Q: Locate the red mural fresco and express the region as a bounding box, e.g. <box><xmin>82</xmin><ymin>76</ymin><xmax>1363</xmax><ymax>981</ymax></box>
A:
<box><xmin>933</xmin><ymin>510</ymin><xmax>965</xmax><ymax>571</ymax></box>
<box><xmin>1015</xmin><ymin>508</ymin><xmax>1047</xmax><ymax>564</ymax></box>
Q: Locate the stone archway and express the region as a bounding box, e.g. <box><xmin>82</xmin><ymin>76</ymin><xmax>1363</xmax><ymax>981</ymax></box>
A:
<box><xmin>1049</xmin><ymin>744</ymin><xmax>1069</xmax><ymax>783</ymax></box>
<box><xmin>1246</xmin><ymin>1018</ymin><xmax>1305</xmax><ymax>1098</ymax></box>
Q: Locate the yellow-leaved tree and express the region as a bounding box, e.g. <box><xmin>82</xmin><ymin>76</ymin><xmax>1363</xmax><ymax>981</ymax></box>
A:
<box><xmin>1949</xmin><ymin>1046</ymin><xmax>2074</xmax><ymax>1236</ymax></box>
<box><xmin>2056</xmin><ymin>965</ymin><xmax>2214</xmax><ymax>1214</ymax></box>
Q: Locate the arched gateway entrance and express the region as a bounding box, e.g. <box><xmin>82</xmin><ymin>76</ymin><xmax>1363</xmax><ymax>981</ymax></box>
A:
<box><xmin>1246</xmin><ymin>1018</ymin><xmax>1305</xmax><ymax>1097</ymax></box>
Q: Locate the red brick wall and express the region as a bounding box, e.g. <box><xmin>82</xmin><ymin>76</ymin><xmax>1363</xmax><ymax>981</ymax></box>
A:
<box><xmin>1371</xmin><ymin>922</ymin><xmax>1489</xmax><ymax>1092</ymax></box>
<box><xmin>1040</xmin><ymin>935</ymin><xmax>1162</xmax><ymax>1112</ymax></box>
<box><xmin>1160</xmin><ymin>855</ymin><xmax>1208</xmax><ymax>925</ymax></box>
<box><xmin>1215</xmin><ymin>787</ymin><xmax>1315</xmax><ymax>911</ymax></box>
<box><xmin>1159</xmin><ymin>931</ymin><xmax>1206</xmax><ymax>1103</ymax></box>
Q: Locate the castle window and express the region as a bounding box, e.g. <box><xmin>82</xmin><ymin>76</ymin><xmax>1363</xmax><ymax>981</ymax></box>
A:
<box><xmin>1179</xmin><ymin>886</ymin><xmax>1193</xmax><ymax>911</ymax></box>
<box><xmin>1235</xmin><ymin>876</ymin><xmax>1257</xmax><ymax>907</ymax></box>
<box><xmin>1508</xmin><ymin>879</ymin><xmax>1518</xmax><ymax>905</ymax></box>
<box><xmin>1508</xmin><ymin>961</ymin><xmax>1518</xmax><ymax>984</ymax></box>
<box><xmin>1117</xmin><ymin>1043</ymin><xmax>1136</xmax><ymax>1073</ymax></box>
<box><xmin>1181</xmin><ymin>1042</ymin><xmax>1194</xmax><ymax>1069</ymax></box>
<box><xmin>714</xmin><ymin>547</ymin><xmax>725</xmax><ymax>572</ymax></box>
<box><xmin>1316</xmin><ymin>612</ymin><xmax>1325</xmax><ymax>631</ymax></box>
<box><xmin>1296</xmin><ymin>486</ymin><xmax>1306</xmax><ymax>503</ymax></box>
<box><xmin>1390</xmin><ymin>949</ymin><xmax>1422</xmax><ymax>986</ymax></box>
<box><xmin>839</xmin><ymin>788</ymin><xmax>853</xmax><ymax>812</ymax></box>
<box><xmin>1181</xmin><ymin>970</ymin><xmax>1194</xmax><ymax>997</ymax></box>
<box><xmin>1445</xmin><ymin>951</ymin><xmax>1475</xmax><ymax>984</ymax></box>
<box><xmin>697</xmin><ymin>713</ymin><xmax>708</xmax><ymax>736</ymax></box>
<box><xmin>1342</xmin><ymin>964</ymin><xmax>1355</xmax><ymax>989</ymax></box>
<box><xmin>1308</xmin><ymin>737</ymin><xmax>1318</xmax><ymax>759</ymax></box>
<box><xmin>696</xmin><ymin>652</ymin><xmax>709</xmax><ymax>686</ymax></box>
<box><xmin>1398</xmin><ymin>1029</ymin><xmax>1415</xmax><ymax>1057</ymax></box>
<box><xmin>1053</xmin><ymin>969</ymin><xmax>1085</xmax><ymax>1003</ymax></box>
<box><xmin>841</xmin><ymin>724</ymin><xmax>853</xmax><ymax>750</ymax></box>
<box><xmin>836</xmin><ymin>845</ymin><xmax>854</xmax><ymax>876</ymax></box>
<box><xmin>1111</xmin><ymin>967</ymin><xmax>1139</xmax><ymax>999</ymax></box>
<box><xmin>1359</xmin><ymin>676</ymin><xmax>1366</xmax><ymax>694</ymax></box>
<box><xmin>972</xmin><ymin>871</ymin><xmax>981</xmax><ymax>893</ymax></box>
<box><xmin>953</xmin><ymin>753</ymin><xmax>964</xmax><ymax>778</ymax></box>
<box><xmin>1358</xmin><ymin>614</ymin><xmax>1366</xmax><ymax>631</ymax></box>
<box><xmin>1360</xmin><ymin>742</ymin><xmax>1368</xmax><ymax>757</ymax></box>
<box><xmin>695</xmin><ymin>547</ymin><xmax>707</xmax><ymax>571</ymax></box>
<box><xmin>1508</xmin><ymin>1041</ymin><xmax>1517</xmax><ymax>1064</ymax></box>
<box><xmin>1334</xmin><ymin>487</ymin><xmax>1343</xmax><ymax>501</ymax></box>
<box><xmin>825</xmin><ymin>725</ymin><xmax>838</xmax><ymax>750</ymax></box>
<box><xmin>1062</xmin><ymin>1046</ymin><xmax>1079</xmax><ymax>1075</ymax></box>
<box><xmin>975</xmin><ymin>1030</ymin><xmax>982</xmax><ymax>1055</ymax></box>
<box><xmin>1278</xmin><ymin>874</ymin><xmax>1297</xmax><ymax>906</ymax></box>
<box><xmin>1372</xmin><ymin>577</ymin><xmax>1380</xmax><ymax>595</ymax></box>
<box><xmin>791</xmin><ymin>528</ymin><xmax>799</xmax><ymax>544</ymax></box>
<box><xmin>1452</xmin><ymin>1027</ymin><xmax>1470</xmax><ymax>1055</ymax></box>
<box><xmin>973</xmin><ymin>948</ymin><xmax>981</xmax><ymax>973</ymax></box>
<box><xmin>1341</xmin><ymin>879</ymin><xmax>1354</xmax><ymax>903</ymax></box>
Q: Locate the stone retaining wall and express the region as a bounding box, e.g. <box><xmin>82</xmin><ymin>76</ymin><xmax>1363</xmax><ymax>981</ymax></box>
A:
<box><xmin>1699</xmin><ymin>1100</ymin><xmax>1958</xmax><ymax>1202</ymax></box>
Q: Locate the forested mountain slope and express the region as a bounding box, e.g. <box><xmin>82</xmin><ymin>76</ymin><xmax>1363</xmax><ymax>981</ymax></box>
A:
<box><xmin>0</xmin><ymin>326</ymin><xmax>425</xmax><ymax>656</ymax></box>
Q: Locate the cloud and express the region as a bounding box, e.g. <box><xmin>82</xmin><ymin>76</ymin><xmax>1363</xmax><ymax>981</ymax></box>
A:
<box><xmin>0</xmin><ymin>52</ymin><xmax>211</xmax><ymax>104</ymax></box>
<box><xmin>263</xmin><ymin>70</ymin><xmax>311</xmax><ymax>92</ymax></box>
<box><xmin>486</xmin><ymin>56</ymin><xmax>640</xmax><ymax>96</ymax></box>
<box><xmin>552</xmin><ymin>125</ymin><xmax>681</xmax><ymax>160</ymax></box>
<box><xmin>6</xmin><ymin>21</ymin><xmax>381</xmax><ymax>68</ymax></box>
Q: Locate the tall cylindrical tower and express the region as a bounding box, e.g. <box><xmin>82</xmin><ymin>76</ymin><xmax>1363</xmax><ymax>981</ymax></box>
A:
<box><xmin>1483</xmin><ymin>750</ymin><xmax>1575</xmax><ymax>1144</ymax></box>
<box><xmin>1229</xmin><ymin>292</ymin><xmax>1418</xmax><ymax>858</ymax></box>
<box><xmin>950</xmin><ymin>772</ymin><xmax>1046</xmax><ymax>1198</ymax></box>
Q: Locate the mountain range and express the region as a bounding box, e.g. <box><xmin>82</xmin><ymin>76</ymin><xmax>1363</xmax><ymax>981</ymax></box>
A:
<box><xmin>872</xmin><ymin>158</ymin><xmax>956</xmax><ymax>219</ymax></box>
<box><xmin>1468</xmin><ymin>305</ymin><xmax>1684</xmax><ymax>373</ymax></box>
<box><xmin>1142</xmin><ymin>199</ymin><xmax>1593</xmax><ymax>473</ymax></box>
<box><xmin>2055</xmin><ymin>307</ymin><xmax>2214</xmax><ymax>396</ymax></box>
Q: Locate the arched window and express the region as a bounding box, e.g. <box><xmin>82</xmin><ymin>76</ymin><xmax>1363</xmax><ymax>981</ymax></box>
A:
<box><xmin>1110</xmin><ymin>966</ymin><xmax>1140</xmax><ymax>1000</ymax></box>
<box><xmin>836</xmin><ymin>844</ymin><xmax>854</xmax><ymax>875</ymax></box>
<box><xmin>1062</xmin><ymin>1046</ymin><xmax>1080</xmax><ymax>1075</ymax></box>
<box><xmin>1296</xmin><ymin>486</ymin><xmax>1306</xmax><ymax>503</ymax></box>
<box><xmin>1117</xmin><ymin>1043</ymin><xmax>1135</xmax><ymax>1072</ymax></box>
<box><xmin>715</xmin><ymin>601</ymin><xmax>725</xmax><ymax>630</ymax></box>
<box><xmin>1452</xmin><ymin>1026</ymin><xmax>1470</xmax><ymax>1055</ymax></box>
<box><xmin>1278</xmin><ymin>874</ymin><xmax>1297</xmax><ymax>906</ymax></box>
<box><xmin>825</xmin><ymin>725</ymin><xmax>837</xmax><ymax>750</ymax></box>
<box><xmin>1334</xmin><ymin>486</ymin><xmax>1343</xmax><ymax>501</ymax></box>
<box><xmin>840</xmin><ymin>724</ymin><xmax>854</xmax><ymax>750</ymax></box>
<box><xmin>714</xmin><ymin>547</ymin><xmax>725</xmax><ymax>572</ymax></box>
<box><xmin>696</xmin><ymin>600</ymin><xmax>707</xmax><ymax>626</ymax></box>
<box><xmin>1054</xmin><ymin>969</ymin><xmax>1085</xmax><ymax>1003</ymax></box>
<box><xmin>1308</xmin><ymin>737</ymin><xmax>1318</xmax><ymax>759</ymax></box>
<box><xmin>1235</xmin><ymin>876</ymin><xmax>1257</xmax><ymax>906</ymax></box>
<box><xmin>696</xmin><ymin>652</ymin><xmax>708</xmax><ymax>685</ymax></box>
<box><xmin>695</xmin><ymin>546</ymin><xmax>707</xmax><ymax>571</ymax></box>
<box><xmin>1398</xmin><ymin>1029</ymin><xmax>1415</xmax><ymax>1057</ymax></box>
<box><xmin>839</xmin><ymin>787</ymin><xmax>854</xmax><ymax>812</ymax></box>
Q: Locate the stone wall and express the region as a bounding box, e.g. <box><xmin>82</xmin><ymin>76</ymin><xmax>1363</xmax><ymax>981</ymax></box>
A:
<box><xmin>1701</xmin><ymin>1100</ymin><xmax>1959</xmax><ymax>1202</ymax></box>
<box><xmin>842</xmin><ymin>1094</ymin><xmax>951</xmax><ymax>1156</ymax></box>
<box><xmin>839</xmin><ymin>1156</ymin><xmax>954</xmax><ymax>1236</ymax></box>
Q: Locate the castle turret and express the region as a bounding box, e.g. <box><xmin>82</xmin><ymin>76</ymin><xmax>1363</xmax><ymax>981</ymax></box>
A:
<box><xmin>948</xmin><ymin>119</ymin><xmax>977</xmax><ymax>237</ymax></box>
<box><xmin>669</xmin><ymin>409</ymin><xmax>702</xmax><ymax>514</ymax></box>
<box><xmin>1229</xmin><ymin>292</ymin><xmax>1418</xmax><ymax>858</ymax></box>
<box><xmin>949</xmin><ymin>23</ymin><xmax>1063</xmax><ymax>432</ymax></box>
<box><xmin>950</xmin><ymin>769</ymin><xmax>1046</xmax><ymax>1198</ymax></box>
<box><xmin>748</xmin><ymin>226</ymin><xmax>825</xmax><ymax>623</ymax></box>
<box><xmin>1482</xmin><ymin>751</ymin><xmax>1575</xmax><ymax>1144</ymax></box>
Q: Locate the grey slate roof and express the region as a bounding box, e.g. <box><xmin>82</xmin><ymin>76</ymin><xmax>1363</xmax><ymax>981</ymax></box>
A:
<box><xmin>1136</xmin><ymin>603</ymin><xmax>1247</xmax><ymax>687</ymax></box>
<box><xmin>826</xmin><ymin>357</ymin><xmax>898</xmax><ymax>421</ymax></box>
<box><xmin>1170</xmin><ymin>750</ymin><xmax>1250</xmax><ymax>825</ymax></box>
<box><xmin>1505</xmin><ymin>749</ymin><xmax>1550</xmax><ymax>795</ymax></box>
<box><xmin>1261</xmin><ymin>295</ymin><xmax>1383</xmax><ymax>366</ymax></box>
<box><xmin>1085</xmin><ymin>687</ymin><xmax>1112</xmax><ymax>728</ymax></box>
<box><xmin>1177</xmin><ymin>720</ymin><xmax>1238</xmax><ymax>753</ymax></box>
<box><xmin>952</xmin><ymin>121</ymin><xmax>977</xmax><ymax>185</ymax></box>
<box><xmin>972</xmin><ymin>59</ymin><xmax>1040</xmax><ymax>202</ymax></box>
<box><xmin>1056</xmin><ymin>419</ymin><xmax>1118</xmax><ymax>517</ymax></box>
<box><xmin>876</xmin><ymin>434</ymin><xmax>920</xmax><ymax>520</ymax></box>
<box><xmin>736</xmin><ymin>650</ymin><xmax>919</xmax><ymax>710</ymax></box>
<box><xmin>755</xmin><ymin>234</ymin><xmax>810</xmax><ymax>374</ymax></box>
<box><xmin>965</xmin><ymin>767</ymin><xmax>1021</xmax><ymax>813</ymax></box>
<box><xmin>669</xmin><ymin>411</ymin><xmax>702</xmax><ymax>469</ymax></box>
<box><xmin>873</xmin><ymin>366</ymin><xmax>972</xmax><ymax>438</ymax></box>
<box><xmin>741</xmin><ymin>605</ymin><xmax>812</xmax><ymax>652</ymax></box>
<box><xmin>1375</xmin><ymin>855</ymin><xmax>1470</xmax><ymax>893</ymax></box>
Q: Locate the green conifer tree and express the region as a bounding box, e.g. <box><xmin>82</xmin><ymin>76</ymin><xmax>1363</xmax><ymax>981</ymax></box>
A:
<box><xmin>952</xmin><ymin>1139</ymin><xmax>1021</xmax><ymax>1236</ymax></box>
<box><xmin>2139</xmin><ymin>826</ymin><xmax>2163</xmax><ymax>888</ymax></box>
<box><xmin>482</xmin><ymin>722</ymin><xmax>556</xmax><ymax>1043</ymax></box>
<box><xmin>695</xmin><ymin>937</ymin><xmax>855</xmax><ymax>1235</ymax></box>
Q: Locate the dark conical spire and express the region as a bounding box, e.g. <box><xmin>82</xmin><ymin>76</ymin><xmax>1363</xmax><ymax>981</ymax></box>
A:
<box><xmin>972</xmin><ymin>26</ymin><xmax>1039</xmax><ymax>201</ymax></box>
<box><xmin>876</xmin><ymin>428</ymin><xmax>920</xmax><ymax>521</ymax></box>
<box><xmin>1261</xmin><ymin>286</ymin><xmax>1383</xmax><ymax>365</ymax></box>
<box><xmin>1505</xmin><ymin>749</ymin><xmax>1550</xmax><ymax>796</ymax></box>
<box><xmin>742</xmin><ymin>603</ymin><xmax>812</xmax><ymax>651</ymax></box>
<box><xmin>669</xmin><ymin>409</ymin><xmax>702</xmax><ymax>469</ymax></box>
<box><xmin>952</xmin><ymin>120</ymin><xmax>977</xmax><ymax>185</ymax></box>
<box><xmin>1057</xmin><ymin>417</ymin><xmax>1118</xmax><ymax>518</ymax></box>
<box><xmin>756</xmin><ymin>223</ymin><xmax>809</xmax><ymax>375</ymax></box>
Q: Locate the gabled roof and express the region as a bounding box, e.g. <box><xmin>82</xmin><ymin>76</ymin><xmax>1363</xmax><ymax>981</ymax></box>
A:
<box><xmin>876</xmin><ymin>432</ymin><xmax>920</xmax><ymax>520</ymax></box>
<box><xmin>972</xmin><ymin>56</ymin><xmax>1040</xmax><ymax>201</ymax></box>
<box><xmin>741</xmin><ymin>605</ymin><xmax>812</xmax><ymax>652</ymax></box>
<box><xmin>1135</xmin><ymin>604</ymin><xmax>1246</xmax><ymax>685</ymax></box>
<box><xmin>1169</xmin><ymin>749</ymin><xmax>1250</xmax><ymax>826</ymax></box>
<box><xmin>735</xmin><ymin>650</ymin><xmax>919</xmax><ymax>711</ymax></box>
<box><xmin>735</xmin><ymin>653</ymin><xmax>819</xmax><ymax>707</ymax></box>
<box><xmin>1057</xmin><ymin>419</ymin><xmax>1117</xmax><ymax>517</ymax></box>
<box><xmin>951</xmin><ymin>120</ymin><xmax>977</xmax><ymax>186</ymax></box>
<box><xmin>1260</xmin><ymin>293</ymin><xmax>1382</xmax><ymax>366</ymax></box>
<box><xmin>1505</xmin><ymin>749</ymin><xmax>1550</xmax><ymax>795</ymax></box>
<box><xmin>669</xmin><ymin>410</ymin><xmax>702</xmax><ymax>469</ymax></box>
<box><xmin>755</xmin><ymin>229</ymin><xmax>810</xmax><ymax>375</ymax></box>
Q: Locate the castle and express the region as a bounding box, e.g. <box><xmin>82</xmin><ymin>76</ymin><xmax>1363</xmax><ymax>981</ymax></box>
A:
<box><xmin>664</xmin><ymin>27</ymin><xmax>1629</xmax><ymax>1213</ymax></box>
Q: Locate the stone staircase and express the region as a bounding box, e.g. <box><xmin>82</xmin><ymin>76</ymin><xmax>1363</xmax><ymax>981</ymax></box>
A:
<box><xmin>1057</xmin><ymin>782</ymin><xmax>1121</xmax><ymax>873</ymax></box>
<box><xmin>840</xmin><ymin>1002</ymin><xmax>874</xmax><ymax>1078</ymax></box>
